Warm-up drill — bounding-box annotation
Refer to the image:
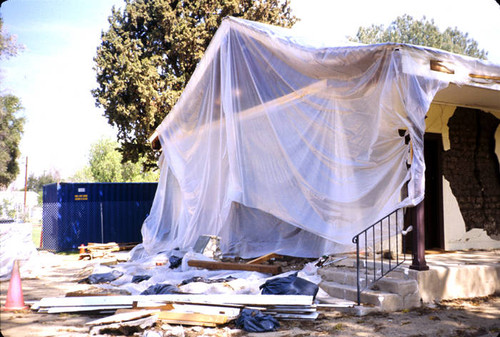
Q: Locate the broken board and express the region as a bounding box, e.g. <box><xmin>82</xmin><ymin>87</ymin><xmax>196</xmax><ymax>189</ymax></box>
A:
<box><xmin>156</xmin><ymin>311</ymin><xmax>230</xmax><ymax>326</ymax></box>
<box><xmin>187</xmin><ymin>260</ymin><xmax>282</xmax><ymax>274</ymax></box>
<box><xmin>86</xmin><ymin>309</ymin><xmax>160</xmax><ymax>325</ymax></box>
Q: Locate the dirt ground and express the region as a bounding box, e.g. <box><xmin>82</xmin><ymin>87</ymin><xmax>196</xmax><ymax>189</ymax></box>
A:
<box><xmin>1</xmin><ymin>252</ymin><xmax>499</xmax><ymax>337</ymax></box>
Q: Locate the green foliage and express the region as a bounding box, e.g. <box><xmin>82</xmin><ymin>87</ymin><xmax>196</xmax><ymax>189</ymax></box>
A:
<box><xmin>0</xmin><ymin>198</ymin><xmax>16</xmax><ymax>219</ymax></box>
<box><xmin>1</xmin><ymin>17</ymin><xmax>25</xmax><ymax>189</ymax></box>
<box><xmin>70</xmin><ymin>166</ymin><xmax>95</xmax><ymax>183</ymax></box>
<box><xmin>0</xmin><ymin>94</ymin><xmax>25</xmax><ymax>188</ymax></box>
<box><xmin>70</xmin><ymin>137</ymin><xmax>160</xmax><ymax>183</ymax></box>
<box><xmin>349</xmin><ymin>14</ymin><xmax>488</xmax><ymax>59</ymax></box>
<box><xmin>93</xmin><ymin>0</ymin><xmax>296</xmax><ymax>168</ymax></box>
<box><xmin>89</xmin><ymin>138</ymin><xmax>124</xmax><ymax>182</ymax></box>
<box><xmin>0</xmin><ymin>17</ymin><xmax>23</xmax><ymax>60</ymax></box>
<box><xmin>27</xmin><ymin>171</ymin><xmax>60</xmax><ymax>204</ymax></box>
<box><xmin>27</xmin><ymin>171</ymin><xmax>59</xmax><ymax>193</ymax></box>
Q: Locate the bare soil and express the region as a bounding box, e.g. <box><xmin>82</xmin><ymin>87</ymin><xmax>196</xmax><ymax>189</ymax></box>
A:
<box><xmin>1</xmin><ymin>253</ymin><xmax>499</xmax><ymax>337</ymax></box>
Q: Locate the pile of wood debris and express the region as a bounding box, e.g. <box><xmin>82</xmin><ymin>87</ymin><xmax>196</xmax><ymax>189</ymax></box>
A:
<box><xmin>31</xmin><ymin>294</ymin><xmax>332</xmax><ymax>334</ymax></box>
<box><xmin>28</xmin><ymin>242</ymin><xmax>352</xmax><ymax>334</ymax></box>
<box><xmin>78</xmin><ymin>242</ymin><xmax>138</xmax><ymax>260</ymax></box>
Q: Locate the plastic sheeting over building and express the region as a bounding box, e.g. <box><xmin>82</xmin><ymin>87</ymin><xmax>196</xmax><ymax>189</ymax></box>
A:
<box><xmin>141</xmin><ymin>17</ymin><xmax>500</xmax><ymax>258</ymax></box>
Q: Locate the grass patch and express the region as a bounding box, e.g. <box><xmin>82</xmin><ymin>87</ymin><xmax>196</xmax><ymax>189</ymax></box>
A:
<box><xmin>333</xmin><ymin>323</ymin><xmax>344</xmax><ymax>331</ymax></box>
<box><xmin>32</xmin><ymin>223</ymin><xmax>42</xmax><ymax>248</ymax></box>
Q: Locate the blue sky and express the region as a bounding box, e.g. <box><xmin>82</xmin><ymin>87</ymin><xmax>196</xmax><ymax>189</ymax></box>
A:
<box><xmin>1</xmin><ymin>0</ymin><xmax>500</xmax><ymax>188</ymax></box>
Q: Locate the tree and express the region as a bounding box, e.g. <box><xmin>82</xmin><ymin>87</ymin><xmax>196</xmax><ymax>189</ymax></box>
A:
<box><xmin>69</xmin><ymin>137</ymin><xmax>159</xmax><ymax>182</ymax></box>
<box><xmin>26</xmin><ymin>171</ymin><xmax>59</xmax><ymax>193</ymax></box>
<box><xmin>93</xmin><ymin>0</ymin><xmax>296</xmax><ymax>168</ymax></box>
<box><xmin>0</xmin><ymin>197</ymin><xmax>16</xmax><ymax>219</ymax></box>
<box><xmin>0</xmin><ymin>17</ymin><xmax>25</xmax><ymax>189</ymax></box>
<box><xmin>0</xmin><ymin>17</ymin><xmax>22</xmax><ymax>60</ymax></box>
<box><xmin>70</xmin><ymin>166</ymin><xmax>95</xmax><ymax>183</ymax></box>
<box><xmin>26</xmin><ymin>171</ymin><xmax>59</xmax><ymax>204</ymax></box>
<box><xmin>89</xmin><ymin>138</ymin><xmax>124</xmax><ymax>182</ymax></box>
<box><xmin>0</xmin><ymin>94</ymin><xmax>24</xmax><ymax>188</ymax></box>
<box><xmin>349</xmin><ymin>14</ymin><xmax>488</xmax><ymax>59</ymax></box>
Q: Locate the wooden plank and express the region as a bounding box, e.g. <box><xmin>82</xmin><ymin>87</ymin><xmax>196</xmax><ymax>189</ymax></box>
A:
<box><xmin>246</xmin><ymin>253</ymin><xmax>280</xmax><ymax>265</ymax></box>
<box><xmin>131</xmin><ymin>304</ymin><xmax>174</xmax><ymax>311</ymax></box>
<box><xmin>116</xmin><ymin>305</ymin><xmax>174</xmax><ymax>314</ymax></box>
<box><xmin>271</xmin><ymin>311</ymin><xmax>319</xmax><ymax>320</ymax></box>
<box><xmin>264</xmin><ymin>307</ymin><xmax>317</xmax><ymax>313</ymax></box>
<box><xmin>171</xmin><ymin>304</ymin><xmax>240</xmax><ymax>318</ymax></box>
<box><xmin>87</xmin><ymin>242</ymin><xmax>120</xmax><ymax>251</ymax></box>
<box><xmin>46</xmin><ymin>305</ymin><xmax>132</xmax><ymax>314</ymax></box>
<box><xmin>187</xmin><ymin>260</ymin><xmax>282</xmax><ymax>274</ymax></box>
<box><xmin>86</xmin><ymin>310</ymin><xmax>160</xmax><ymax>325</ymax></box>
<box><xmin>156</xmin><ymin>311</ymin><xmax>229</xmax><ymax>325</ymax></box>
<box><xmin>89</xmin><ymin>316</ymin><xmax>157</xmax><ymax>335</ymax></box>
<box><xmin>118</xmin><ymin>242</ymin><xmax>139</xmax><ymax>251</ymax></box>
<box><xmin>145</xmin><ymin>294</ymin><xmax>314</xmax><ymax>306</ymax></box>
<box><xmin>37</xmin><ymin>296</ymin><xmax>135</xmax><ymax>308</ymax></box>
<box><xmin>316</xmin><ymin>302</ymin><xmax>356</xmax><ymax>309</ymax></box>
<box><xmin>36</xmin><ymin>294</ymin><xmax>314</xmax><ymax>309</ymax></box>
<box><xmin>156</xmin><ymin>319</ymin><xmax>218</xmax><ymax>327</ymax></box>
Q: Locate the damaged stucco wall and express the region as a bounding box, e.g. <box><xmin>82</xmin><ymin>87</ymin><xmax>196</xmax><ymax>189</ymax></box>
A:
<box><xmin>426</xmin><ymin>104</ymin><xmax>500</xmax><ymax>250</ymax></box>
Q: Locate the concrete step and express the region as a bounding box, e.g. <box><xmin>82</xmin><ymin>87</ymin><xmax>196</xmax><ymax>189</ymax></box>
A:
<box><xmin>328</xmin><ymin>257</ymin><xmax>410</xmax><ymax>275</ymax></box>
<box><xmin>371</xmin><ymin>277</ymin><xmax>418</xmax><ymax>297</ymax></box>
<box><xmin>319</xmin><ymin>280</ymin><xmax>421</xmax><ymax>312</ymax></box>
<box><xmin>318</xmin><ymin>268</ymin><xmax>358</xmax><ymax>285</ymax></box>
<box><xmin>319</xmin><ymin>280</ymin><xmax>402</xmax><ymax>312</ymax></box>
<box><xmin>318</xmin><ymin>266</ymin><xmax>413</xmax><ymax>289</ymax></box>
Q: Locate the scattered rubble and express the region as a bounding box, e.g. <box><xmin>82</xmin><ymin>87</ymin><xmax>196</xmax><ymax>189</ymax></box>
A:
<box><xmin>1</xmin><ymin>249</ymin><xmax>499</xmax><ymax>337</ymax></box>
<box><xmin>23</xmin><ymin>247</ymin><xmax>331</xmax><ymax>335</ymax></box>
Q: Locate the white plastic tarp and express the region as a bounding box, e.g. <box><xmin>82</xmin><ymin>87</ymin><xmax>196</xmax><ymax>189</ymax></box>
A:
<box><xmin>140</xmin><ymin>17</ymin><xmax>490</xmax><ymax>258</ymax></box>
<box><xmin>0</xmin><ymin>222</ymin><xmax>39</xmax><ymax>280</ymax></box>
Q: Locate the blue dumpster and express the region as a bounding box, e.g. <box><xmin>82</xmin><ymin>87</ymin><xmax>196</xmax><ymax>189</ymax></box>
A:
<box><xmin>42</xmin><ymin>182</ymin><xmax>157</xmax><ymax>252</ymax></box>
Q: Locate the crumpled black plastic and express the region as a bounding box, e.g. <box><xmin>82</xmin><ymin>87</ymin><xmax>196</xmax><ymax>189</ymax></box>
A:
<box><xmin>140</xmin><ymin>283</ymin><xmax>184</xmax><ymax>295</ymax></box>
<box><xmin>168</xmin><ymin>255</ymin><xmax>182</xmax><ymax>269</ymax></box>
<box><xmin>131</xmin><ymin>275</ymin><xmax>151</xmax><ymax>283</ymax></box>
<box><xmin>179</xmin><ymin>275</ymin><xmax>237</xmax><ymax>285</ymax></box>
<box><xmin>259</xmin><ymin>272</ymin><xmax>319</xmax><ymax>300</ymax></box>
<box><xmin>235</xmin><ymin>308</ymin><xmax>280</xmax><ymax>332</ymax></box>
<box><xmin>78</xmin><ymin>270</ymin><xmax>123</xmax><ymax>284</ymax></box>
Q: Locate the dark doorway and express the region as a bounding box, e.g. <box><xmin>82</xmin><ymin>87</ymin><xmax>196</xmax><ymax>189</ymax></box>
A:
<box><xmin>405</xmin><ymin>133</ymin><xmax>444</xmax><ymax>251</ymax></box>
<box><xmin>423</xmin><ymin>133</ymin><xmax>444</xmax><ymax>250</ymax></box>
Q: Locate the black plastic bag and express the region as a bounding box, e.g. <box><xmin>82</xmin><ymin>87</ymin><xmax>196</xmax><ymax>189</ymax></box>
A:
<box><xmin>259</xmin><ymin>272</ymin><xmax>319</xmax><ymax>300</ymax></box>
<box><xmin>78</xmin><ymin>270</ymin><xmax>123</xmax><ymax>284</ymax></box>
<box><xmin>140</xmin><ymin>283</ymin><xmax>184</xmax><ymax>295</ymax></box>
<box><xmin>168</xmin><ymin>255</ymin><xmax>182</xmax><ymax>269</ymax></box>
<box><xmin>131</xmin><ymin>275</ymin><xmax>151</xmax><ymax>283</ymax></box>
<box><xmin>235</xmin><ymin>309</ymin><xmax>280</xmax><ymax>332</ymax></box>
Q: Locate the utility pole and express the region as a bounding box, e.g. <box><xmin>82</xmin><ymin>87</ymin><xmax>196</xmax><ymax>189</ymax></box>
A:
<box><xmin>24</xmin><ymin>156</ymin><xmax>28</xmax><ymax>217</ymax></box>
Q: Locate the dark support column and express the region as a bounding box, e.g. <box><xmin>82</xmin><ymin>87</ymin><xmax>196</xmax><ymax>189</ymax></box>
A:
<box><xmin>410</xmin><ymin>201</ymin><xmax>429</xmax><ymax>271</ymax></box>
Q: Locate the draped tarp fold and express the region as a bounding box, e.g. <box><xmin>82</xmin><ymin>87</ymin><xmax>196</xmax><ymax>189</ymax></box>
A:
<box><xmin>140</xmin><ymin>17</ymin><xmax>486</xmax><ymax>257</ymax></box>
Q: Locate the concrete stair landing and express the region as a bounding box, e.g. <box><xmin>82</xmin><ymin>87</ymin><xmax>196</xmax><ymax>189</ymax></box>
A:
<box><xmin>316</xmin><ymin>251</ymin><xmax>500</xmax><ymax>315</ymax></box>
<box><xmin>317</xmin><ymin>258</ymin><xmax>420</xmax><ymax>313</ymax></box>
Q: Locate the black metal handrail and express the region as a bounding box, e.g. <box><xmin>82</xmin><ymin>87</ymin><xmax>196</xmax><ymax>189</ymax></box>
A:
<box><xmin>351</xmin><ymin>208</ymin><xmax>410</xmax><ymax>305</ymax></box>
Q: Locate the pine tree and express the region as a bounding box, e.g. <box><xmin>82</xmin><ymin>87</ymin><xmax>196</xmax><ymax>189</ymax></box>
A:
<box><xmin>93</xmin><ymin>0</ymin><xmax>296</xmax><ymax>168</ymax></box>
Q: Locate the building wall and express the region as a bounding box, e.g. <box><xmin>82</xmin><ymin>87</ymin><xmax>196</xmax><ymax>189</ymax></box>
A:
<box><xmin>425</xmin><ymin>104</ymin><xmax>500</xmax><ymax>250</ymax></box>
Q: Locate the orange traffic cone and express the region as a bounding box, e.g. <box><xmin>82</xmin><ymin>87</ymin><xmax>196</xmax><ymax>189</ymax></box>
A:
<box><xmin>39</xmin><ymin>228</ymin><xmax>44</xmax><ymax>249</ymax></box>
<box><xmin>2</xmin><ymin>260</ymin><xmax>28</xmax><ymax>311</ymax></box>
<box><xmin>78</xmin><ymin>244</ymin><xmax>86</xmax><ymax>260</ymax></box>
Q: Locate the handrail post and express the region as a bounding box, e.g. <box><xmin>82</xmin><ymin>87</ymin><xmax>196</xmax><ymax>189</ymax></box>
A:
<box><xmin>410</xmin><ymin>201</ymin><xmax>429</xmax><ymax>271</ymax></box>
<box><xmin>353</xmin><ymin>236</ymin><xmax>361</xmax><ymax>305</ymax></box>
